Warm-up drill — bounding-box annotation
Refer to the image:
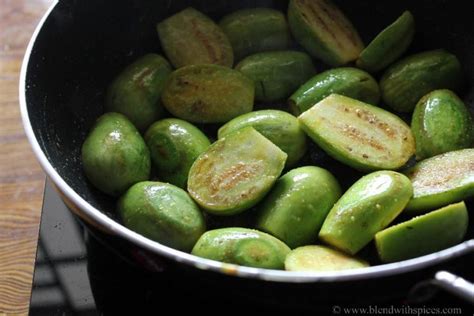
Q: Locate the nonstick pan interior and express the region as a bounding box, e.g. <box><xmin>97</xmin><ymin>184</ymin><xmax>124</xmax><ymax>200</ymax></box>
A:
<box><xmin>24</xmin><ymin>0</ymin><xmax>474</xmax><ymax>269</ymax></box>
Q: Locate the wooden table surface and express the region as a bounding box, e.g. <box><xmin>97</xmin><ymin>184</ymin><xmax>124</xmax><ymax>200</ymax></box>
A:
<box><xmin>0</xmin><ymin>0</ymin><xmax>54</xmax><ymax>314</ymax></box>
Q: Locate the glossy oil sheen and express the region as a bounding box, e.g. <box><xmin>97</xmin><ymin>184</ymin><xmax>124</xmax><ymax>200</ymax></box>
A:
<box><xmin>188</xmin><ymin>127</ymin><xmax>287</xmax><ymax>215</ymax></box>
<box><xmin>105</xmin><ymin>54</ymin><xmax>172</xmax><ymax>130</ymax></box>
<box><xmin>376</xmin><ymin>202</ymin><xmax>468</xmax><ymax>262</ymax></box>
<box><xmin>356</xmin><ymin>11</ymin><xmax>415</xmax><ymax>73</ymax></box>
<box><xmin>192</xmin><ymin>227</ymin><xmax>290</xmax><ymax>269</ymax></box>
<box><xmin>118</xmin><ymin>181</ymin><xmax>206</xmax><ymax>252</ymax></box>
<box><xmin>256</xmin><ymin>166</ymin><xmax>341</xmax><ymax>248</ymax></box>
<box><xmin>289</xmin><ymin>67</ymin><xmax>380</xmax><ymax>114</ymax></box>
<box><xmin>380</xmin><ymin>49</ymin><xmax>463</xmax><ymax>112</ymax></box>
<box><xmin>404</xmin><ymin>149</ymin><xmax>474</xmax><ymax>213</ymax></box>
<box><xmin>218</xmin><ymin>110</ymin><xmax>307</xmax><ymax>167</ymax></box>
<box><xmin>81</xmin><ymin>113</ymin><xmax>150</xmax><ymax>196</ymax></box>
<box><xmin>298</xmin><ymin>94</ymin><xmax>415</xmax><ymax>171</ymax></box>
<box><xmin>23</xmin><ymin>0</ymin><xmax>474</xmax><ymax>283</ymax></box>
<box><xmin>319</xmin><ymin>171</ymin><xmax>413</xmax><ymax>255</ymax></box>
<box><xmin>145</xmin><ymin>118</ymin><xmax>211</xmax><ymax>189</ymax></box>
<box><xmin>411</xmin><ymin>89</ymin><xmax>474</xmax><ymax>160</ymax></box>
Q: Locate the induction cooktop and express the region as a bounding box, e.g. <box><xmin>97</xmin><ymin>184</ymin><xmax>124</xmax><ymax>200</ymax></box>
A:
<box><xmin>28</xmin><ymin>179</ymin><xmax>474</xmax><ymax>315</ymax></box>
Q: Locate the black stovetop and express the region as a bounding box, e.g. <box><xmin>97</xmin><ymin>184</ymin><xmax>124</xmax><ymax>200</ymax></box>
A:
<box><xmin>29</xmin><ymin>179</ymin><xmax>474</xmax><ymax>315</ymax></box>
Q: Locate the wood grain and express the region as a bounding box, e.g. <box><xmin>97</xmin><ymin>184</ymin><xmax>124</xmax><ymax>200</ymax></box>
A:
<box><xmin>0</xmin><ymin>0</ymin><xmax>53</xmax><ymax>314</ymax></box>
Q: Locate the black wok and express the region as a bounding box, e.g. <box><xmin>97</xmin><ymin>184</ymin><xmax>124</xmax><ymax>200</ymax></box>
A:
<box><xmin>20</xmin><ymin>0</ymin><xmax>474</xmax><ymax>309</ymax></box>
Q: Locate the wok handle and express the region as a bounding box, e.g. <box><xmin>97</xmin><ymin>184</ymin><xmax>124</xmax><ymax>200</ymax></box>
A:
<box><xmin>408</xmin><ymin>240</ymin><xmax>474</xmax><ymax>304</ymax></box>
<box><xmin>432</xmin><ymin>240</ymin><xmax>474</xmax><ymax>303</ymax></box>
<box><xmin>433</xmin><ymin>271</ymin><xmax>474</xmax><ymax>303</ymax></box>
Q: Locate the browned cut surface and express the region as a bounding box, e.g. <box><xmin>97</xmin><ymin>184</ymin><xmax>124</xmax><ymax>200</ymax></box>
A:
<box><xmin>309</xmin><ymin>0</ymin><xmax>345</xmax><ymax>50</ymax></box>
<box><xmin>210</xmin><ymin>162</ymin><xmax>257</xmax><ymax>192</ymax></box>
<box><xmin>297</xmin><ymin>0</ymin><xmax>361</xmax><ymax>51</ymax></box>
<box><xmin>190</xmin><ymin>18</ymin><xmax>218</xmax><ymax>63</ymax></box>
<box><xmin>410</xmin><ymin>155</ymin><xmax>474</xmax><ymax>193</ymax></box>
<box><xmin>298</xmin><ymin>0</ymin><xmax>343</xmax><ymax>50</ymax></box>
<box><xmin>344</xmin><ymin>106</ymin><xmax>397</xmax><ymax>139</ymax></box>
<box><xmin>317</xmin><ymin>0</ymin><xmax>360</xmax><ymax>47</ymax></box>
<box><xmin>0</xmin><ymin>0</ymin><xmax>52</xmax><ymax>314</ymax></box>
<box><xmin>339</xmin><ymin>124</ymin><xmax>385</xmax><ymax>152</ymax></box>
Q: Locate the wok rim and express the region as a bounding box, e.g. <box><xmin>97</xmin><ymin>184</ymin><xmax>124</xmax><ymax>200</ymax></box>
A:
<box><xmin>19</xmin><ymin>0</ymin><xmax>474</xmax><ymax>283</ymax></box>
